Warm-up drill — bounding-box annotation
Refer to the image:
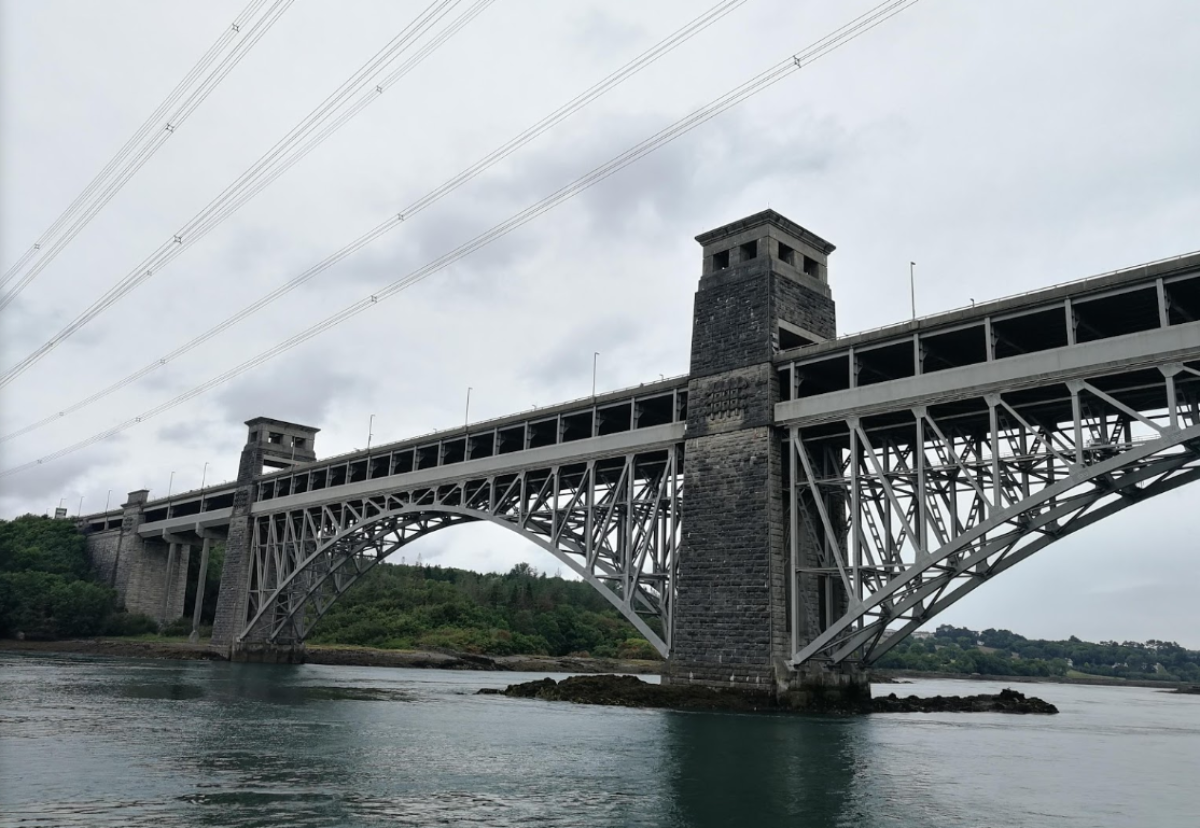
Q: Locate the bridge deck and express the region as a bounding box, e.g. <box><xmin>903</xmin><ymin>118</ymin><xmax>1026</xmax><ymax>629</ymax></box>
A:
<box><xmin>775</xmin><ymin>251</ymin><xmax>1200</xmax><ymax>413</ymax></box>
<box><xmin>81</xmin><ymin>376</ymin><xmax>689</xmax><ymax>537</ymax></box>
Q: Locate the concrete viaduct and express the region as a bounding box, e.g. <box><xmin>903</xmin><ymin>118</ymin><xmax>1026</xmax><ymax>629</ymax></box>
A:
<box><xmin>80</xmin><ymin>210</ymin><xmax>1200</xmax><ymax>705</ymax></box>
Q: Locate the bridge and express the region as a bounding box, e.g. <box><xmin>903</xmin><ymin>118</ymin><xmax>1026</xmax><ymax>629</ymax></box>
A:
<box><xmin>80</xmin><ymin>210</ymin><xmax>1200</xmax><ymax>704</ymax></box>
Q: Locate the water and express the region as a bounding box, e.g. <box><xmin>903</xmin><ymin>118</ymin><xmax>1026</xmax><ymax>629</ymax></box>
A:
<box><xmin>1</xmin><ymin>653</ymin><xmax>1198</xmax><ymax>827</ymax></box>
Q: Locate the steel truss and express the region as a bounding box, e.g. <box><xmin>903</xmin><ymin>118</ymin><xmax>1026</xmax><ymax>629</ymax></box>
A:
<box><xmin>237</xmin><ymin>447</ymin><xmax>684</xmax><ymax>655</ymax></box>
<box><xmin>788</xmin><ymin>360</ymin><xmax>1200</xmax><ymax>668</ymax></box>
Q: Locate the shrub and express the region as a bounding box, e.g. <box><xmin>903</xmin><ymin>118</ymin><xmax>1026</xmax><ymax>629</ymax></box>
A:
<box><xmin>104</xmin><ymin>612</ymin><xmax>160</xmax><ymax>637</ymax></box>
<box><xmin>160</xmin><ymin>617</ymin><xmax>195</xmax><ymax>637</ymax></box>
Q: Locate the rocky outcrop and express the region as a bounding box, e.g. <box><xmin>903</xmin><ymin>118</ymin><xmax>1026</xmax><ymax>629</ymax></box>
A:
<box><xmin>871</xmin><ymin>687</ymin><xmax>1058</xmax><ymax>714</ymax></box>
<box><xmin>486</xmin><ymin>675</ymin><xmax>1059</xmax><ymax>715</ymax></box>
<box><xmin>486</xmin><ymin>674</ymin><xmax>779</xmax><ymax>712</ymax></box>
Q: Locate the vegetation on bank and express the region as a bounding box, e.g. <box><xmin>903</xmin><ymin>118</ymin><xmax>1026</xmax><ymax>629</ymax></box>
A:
<box><xmin>877</xmin><ymin>625</ymin><xmax>1200</xmax><ymax>683</ymax></box>
<box><xmin>0</xmin><ymin>515</ymin><xmax>156</xmax><ymax>638</ymax></box>
<box><xmin>308</xmin><ymin>562</ymin><xmax>661</xmax><ymax>660</ymax></box>
<box><xmin>0</xmin><ymin>515</ymin><xmax>656</xmax><ymax>659</ymax></box>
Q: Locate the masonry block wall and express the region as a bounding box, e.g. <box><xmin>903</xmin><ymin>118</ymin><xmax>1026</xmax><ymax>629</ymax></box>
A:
<box><xmin>84</xmin><ymin>489</ymin><xmax>190</xmax><ymax>624</ymax></box>
<box><xmin>666</xmin><ymin>210</ymin><xmax>838</xmax><ymax>690</ymax></box>
<box><xmin>209</xmin><ymin>440</ymin><xmax>264</xmax><ymax>648</ymax></box>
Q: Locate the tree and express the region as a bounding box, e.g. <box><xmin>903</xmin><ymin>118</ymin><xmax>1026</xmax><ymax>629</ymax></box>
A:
<box><xmin>0</xmin><ymin>516</ymin><xmax>115</xmax><ymax>638</ymax></box>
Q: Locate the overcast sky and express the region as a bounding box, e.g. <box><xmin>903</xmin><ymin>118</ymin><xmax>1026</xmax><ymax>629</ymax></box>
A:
<box><xmin>2</xmin><ymin>0</ymin><xmax>1198</xmax><ymax>646</ymax></box>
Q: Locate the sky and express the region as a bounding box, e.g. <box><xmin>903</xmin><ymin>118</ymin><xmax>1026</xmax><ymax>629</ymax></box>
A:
<box><xmin>1</xmin><ymin>0</ymin><xmax>1198</xmax><ymax>647</ymax></box>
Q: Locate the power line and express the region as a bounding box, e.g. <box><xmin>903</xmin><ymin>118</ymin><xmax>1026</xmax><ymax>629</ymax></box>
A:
<box><xmin>1</xmin><ymin>0</ymin><xmax>749</xmax><ymax>444</ymax></box>
<box><xmin>0</xmin><ymin>0</ymin><xmax>921</xmax><ymax>479</ymax></box>
<box><xmin>0</xmin><ymin>0</ymin><xmax>492</xmax><ymax>390</ymax></box>
<box><xmin>0</xmin><ymin>0</ymin><xmax>289</xmax><ymax>308</ymax></box>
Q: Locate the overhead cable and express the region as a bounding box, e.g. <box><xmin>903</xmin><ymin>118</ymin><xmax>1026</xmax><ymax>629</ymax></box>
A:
<box><xmin>1</xmin><ymin>0</ymin><xmax>750</xmax><ymax>444</ymax></box>
<box><xmin>0</xmin><ymin>0</ymin><xmax>493</xmax><ymax>389</ymax></box>
<box><xmin>0</xmin><ymin>0</ymin><xmax>290</xmax><ymax>308</ymax></box>
<box><xmin>0</xmin><ymin>0</ymin><xmax>921</xmax><ymax>479</ymax></box>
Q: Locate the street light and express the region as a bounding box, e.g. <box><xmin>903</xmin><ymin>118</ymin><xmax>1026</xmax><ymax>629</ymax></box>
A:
<box><xmin>367</xmin><ymin>414</ymin><xmax>375</xmax><ymax>453</ymax></box>
<box><xmin>104</xmin><ymin>489</ymin><xmax>112</xmax><ymax>513</ymax></box>
<box><xmin>200</xmin><ymin>461</ymin><xmax>209</xmax><ymax>490</ymax></box>
<box><xmin>592</xmin><ymin>352</ymin><xmax>600</xmax><ymax>398</ymax></box>
<box><xmin>167</xmin><ymin>471</ymin><xmax>175</xmax><ymax>501</ymax></box>
<box><xmin>909</xmin><ymin>261</ymin><xmax>917</xmax><ymax>320</ymax></box>
<box><xmin>465</xmin><ymin>387</ymin><xmax>472</xmax><ymax>429</ymax></box>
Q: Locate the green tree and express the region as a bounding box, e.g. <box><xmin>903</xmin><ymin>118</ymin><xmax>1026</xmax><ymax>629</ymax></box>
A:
<box><xmin>0</xmin><ymin>516</ymin><xmax>115</xmax><ymax>638</ymax></box>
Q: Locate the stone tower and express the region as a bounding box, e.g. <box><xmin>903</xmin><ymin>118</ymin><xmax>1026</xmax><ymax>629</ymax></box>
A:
<box><xmin>210</xmin><ymin>418</ymin><xmax>319</xmax><ymax>660</ymax></box>
<box><xmin>665</xmin><ymin>209</ymin><xmax>842</xmax><ymax>695</ymax></box>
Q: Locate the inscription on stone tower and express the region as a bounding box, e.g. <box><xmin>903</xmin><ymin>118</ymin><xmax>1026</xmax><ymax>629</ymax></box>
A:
<box><xmin>705</xmin><ymin>376</ymin><xmax>748</xmax><ymax>422</ymax></box>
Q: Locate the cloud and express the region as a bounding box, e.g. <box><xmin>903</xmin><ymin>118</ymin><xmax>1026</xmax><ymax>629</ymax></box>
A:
<box><xmin>0</xmin><ymin>443</ymin><xmax>122</xmax><ymax>513</ymax></box>
<box><xmin>2</xmin><ymin>0</ymin><xmax>1198</xmax><ymax>645</ymax></box>
<box><xmin>213</xmin><ymin>355</ymin><xmax>368</xmax><ymax>429</ymax></box>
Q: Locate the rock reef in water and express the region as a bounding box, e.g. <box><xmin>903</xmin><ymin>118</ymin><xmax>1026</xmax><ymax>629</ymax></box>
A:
<box><xmin>871</xmin><ymin>687</ymin><xmax>1059</xmax><ymax>714</ymax></box>
<box><xmin>481</xmin><ymin>674</ymin><xmax>779</xmax><ymax>712</ymax></box>
<box><xmin>483</xmin><ymin>675</ymin><xmax>1059</xmax><ymax>715</ymax></box>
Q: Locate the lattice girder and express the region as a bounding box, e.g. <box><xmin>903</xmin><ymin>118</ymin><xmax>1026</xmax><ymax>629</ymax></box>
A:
<box><xmin>238</xmin><ymin>447</ymin><xmax>683</xmax><ymax>655</ymax></box>
<box><xmin>788</xmin><ymin>360</ymin><xmax>1200</xmax><ymax>668</ymax></box>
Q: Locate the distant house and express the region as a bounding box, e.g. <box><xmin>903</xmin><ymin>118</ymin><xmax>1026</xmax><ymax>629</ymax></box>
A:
<box><xmin>912</xmin><ymin>631</ymin><xmax>934</xmax><ymax>640</ymax></box>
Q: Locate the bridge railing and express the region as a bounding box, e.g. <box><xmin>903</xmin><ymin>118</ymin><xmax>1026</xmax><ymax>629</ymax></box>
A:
<box><xmin>776</xmin><ymin>249</ymin><xmax>1200</xmax><ymax>369</ymax></box>
<box><xmin>262</xmin><ymin>373</ymin><xmax>692</xmax><ymax>480</ymax></box>
<box><xmin>776</xmin><ymin>256</ymin><xmax>1200</xmax><ymax>405</ymax></box>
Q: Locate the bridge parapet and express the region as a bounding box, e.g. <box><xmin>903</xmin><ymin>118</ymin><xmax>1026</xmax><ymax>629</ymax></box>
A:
<box><xmin>775</xmin><ymin>251</ymin><xmax>1200</xmax><ymax>412</ymax></box>
<box><xmin>251</xmin><ymin>376</ymin><xmax>689</xmax><ymax>506</ymax></box>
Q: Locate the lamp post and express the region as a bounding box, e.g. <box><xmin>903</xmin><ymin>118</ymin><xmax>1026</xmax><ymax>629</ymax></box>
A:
<box><xmin>200</xmin><ymin>461</ymin><xmax>209</xmax><ymax>490</ymax></box>
<box><xmin>465</xmin><ymin>387</ymin><xmax>472</xmax><ymax>429</ymax></box>
<box><xmin>592</xmin><ymin>351</ymin><xmax>599</xmax><ymax>398</ymax></box>
<box><xmin>909</xmin><ymin>261</ymin><xmax>917</xmax><ymax>320</ymax></box>
<box><xmin>104</xmin><ymin>489</ymin><xmax>112</xmax><ymax>513</ymax></box>
<box><xmin>367</xmin><ymin>414</ymin><xmax>375</xmax><ymax>453</ymax></box>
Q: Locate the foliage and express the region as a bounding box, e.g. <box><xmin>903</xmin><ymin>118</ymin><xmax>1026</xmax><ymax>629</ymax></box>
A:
<box><xmin>0</xmin><ymin>515</ymin><xmax>115</xmax><ymax>638</ymax></box>
<box><xmin>103</xmin><ymin>611</ymin><xmax>161</xmax><ymax>637</ymax></box>
<box><xmin>308</xmin><ymin>561</ymin><xmax>662</xmax><ymax>659</ymax></box>
<box><xmin>875</xmin><ymin>624</ymin><xmax>1200</xmax><ymax>682</ymax></box>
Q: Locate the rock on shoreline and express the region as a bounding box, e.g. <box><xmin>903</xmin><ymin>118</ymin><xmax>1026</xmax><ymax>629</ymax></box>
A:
<box><xmin>484</xmin><ymin>675</ymin><xmax>1059</xmax><ymax>714</ymax></box>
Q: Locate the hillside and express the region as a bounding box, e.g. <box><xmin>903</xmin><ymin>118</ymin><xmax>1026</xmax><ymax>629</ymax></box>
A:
<box><xmin>878</xmin><ymin>624</ymin><xmax>1200</xmax><ymax>683</ymax></box>
<box><xmin>308</xmin><ymin>561</ymin><xmax>659</xmax><ymax>659</ymax></box>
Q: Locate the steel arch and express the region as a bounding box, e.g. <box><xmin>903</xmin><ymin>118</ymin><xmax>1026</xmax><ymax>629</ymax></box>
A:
<box><xmin>236</xmin><ymin>448</ymin><xmax>682</xmax><ymax>655</ymax></box>
<box><xmin>788</xmin><ymin>362</ymin><xmax>1200</xmax><ymax>668</ymax></box>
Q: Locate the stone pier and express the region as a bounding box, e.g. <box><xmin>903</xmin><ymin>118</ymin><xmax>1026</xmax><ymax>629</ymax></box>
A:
<box><xmin>210</xmin><ymin>418</ymin><xmax>319</xmax><ymax>662</ymax></box>
<box><xmin>84</xmin><ymin>489</ymin><xmax>191</xmax><ymax>626</ymax></box>
<box><xmin>663</xmin><ymin>210</ymin><xmax>866</xmax><ymax>707</ymax></box>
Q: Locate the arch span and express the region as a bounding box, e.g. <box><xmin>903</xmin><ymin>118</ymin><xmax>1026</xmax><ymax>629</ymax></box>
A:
<box><xmin>787</xmin><ymin>366</ymin><xmax>1200</xmax><ymax>668</ymax></box>
<box><xmin>235</xmin><ymin>448</ymin><xmax>682</xmax><ymax>656</ymax></box>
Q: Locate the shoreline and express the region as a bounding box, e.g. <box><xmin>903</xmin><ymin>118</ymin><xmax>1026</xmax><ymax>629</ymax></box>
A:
<box><xmin>0</xmin><ymin>639</ymin><xmax>1190</xmax><ymax>690</ymax></box>
<box><xmin>873</xmin><ymin>668</ymin><xmax>1188</xmax><ymax>691</ymax></box>
<box><xmin>0</xmin><ymin>638</ymin><xmax>663</xmax><ymax>675</ymax></box>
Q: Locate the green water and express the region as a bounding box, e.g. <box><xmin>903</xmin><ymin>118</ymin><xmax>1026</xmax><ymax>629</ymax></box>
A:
<box><xmin>1</xmin><ymin>653</ymin><xmax>1197</xmax><ymax>826</ymax></box>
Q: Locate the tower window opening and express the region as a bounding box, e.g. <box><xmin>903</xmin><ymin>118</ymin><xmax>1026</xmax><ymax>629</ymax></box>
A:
<box><xmin>739</xmin><ymin>240</ymin><xmax>758</xmax><ymax>261</ymax></box>
<box><xmin>802</xmin><ymin>255</ymin><xmax>819</xmax><ymax>278</ymax></box>
<box><xmin>778</xmin><ymin>242</ymin><xmax>796</xmax><ymax>266</ymax></box>
<box><xmin>713</xmin><ymin>249</ymin><xmax>730</xmax><ymax>270</ymax></box>
<box><xmin>292</xmin><ymin>436</ymin><xmax>306</xmax><ymax>448</ymax></box>
<box><xmin>268</xmin><ymin>432</ymin><xmax>283</xmax><ymax>445</ymax></box>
